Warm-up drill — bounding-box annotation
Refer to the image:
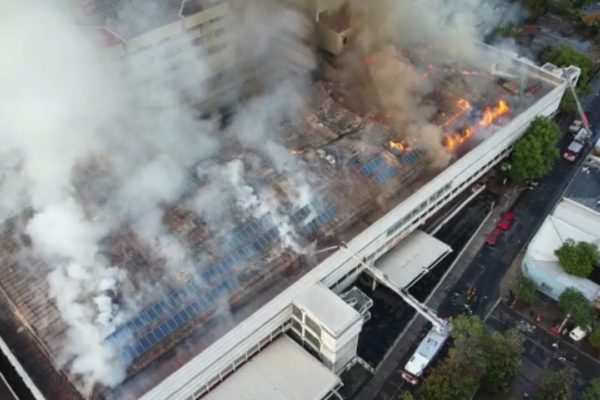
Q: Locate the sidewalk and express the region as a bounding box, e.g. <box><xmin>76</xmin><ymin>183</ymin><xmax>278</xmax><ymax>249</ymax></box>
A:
<box><xmin>498</xmin><ymin>248</ymin><xmax>525</xmax><ymax>300</ymax></box>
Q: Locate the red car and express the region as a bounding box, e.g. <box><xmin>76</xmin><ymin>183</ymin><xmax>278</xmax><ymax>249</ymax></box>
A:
<box><xmin>497</xmin><ymin>212</ymin><xmax>515</xmax><ymax>230</ymax></box>
<box><xmin>485</xmin><ymin>228</ymin><xmax>503</xmax><ymax>245</ymax></box>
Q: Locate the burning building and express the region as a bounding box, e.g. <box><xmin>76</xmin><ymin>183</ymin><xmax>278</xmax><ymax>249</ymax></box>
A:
<box><xmin>0</xmin><ymin>1</ymin><xmax>579</xmax><ymax>400</ymax></box>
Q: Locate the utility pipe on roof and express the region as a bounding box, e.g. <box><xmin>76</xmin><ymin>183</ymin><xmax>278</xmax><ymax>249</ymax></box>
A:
<box><xmin>178</xmin><ymin>0</ymin><xmax>189</xmax><ymax>19</ymax></box>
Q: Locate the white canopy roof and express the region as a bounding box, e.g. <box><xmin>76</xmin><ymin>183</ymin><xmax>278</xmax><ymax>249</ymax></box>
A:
<box><xmin>205</xmin><ymin>335</ymin><xmax>340</xmax><ymax>400</ymax></box>
<box><xmin>376</xmin><ymin>230</ymin><xmax>451</xmax><ymax>289</ymax></box>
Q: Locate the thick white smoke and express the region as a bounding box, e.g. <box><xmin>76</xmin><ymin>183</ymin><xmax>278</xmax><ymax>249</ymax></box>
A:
<box><xmin>0</xmin><ymin>0</ymin><xmax>526</xmax><ymax>394</ymax></box>
<box><xmin>0</xmin><ymin>0</ymin><xmax>219</xmax><ymax>391</ymax></box>
<box><xmin>0</xmin><ymin>0</ymin><xmax>317</xmax><ymax>393</ymax></box>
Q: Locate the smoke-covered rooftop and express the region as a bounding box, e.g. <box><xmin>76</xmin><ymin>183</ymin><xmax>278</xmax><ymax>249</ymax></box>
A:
<box><xmin>0</xmin><ymin>1</ymin><xmax>557</xmax><ymax>399</ymax></box>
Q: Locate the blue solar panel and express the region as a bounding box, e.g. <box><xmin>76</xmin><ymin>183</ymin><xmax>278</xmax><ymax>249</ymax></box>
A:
<box><xmin>159</xmin><ymin>321</ymin><xmax>171</xmax><ymax>336</ymax></box>
<box><xmin>173</xmin><ymin>313</ymin><xmax>184</xmax><ymax>326</ymax></box>
<box><xmin>154</xmin><ymin>329</ymin><xmax>165</xmax><ymax>341</ymax></box>
<box><xmin>167</xmin><ymin>318</ymin><xmax>178</xmax><ymax>331</ymax></box>
<box><xmin>110</xmin><ymin>215</ymin><xmax>288</xmax><ymax>358</ymax></box>
<box><xmin>148</xmin><ymin>306</ymin><xmax>160</xmax><ymax>319</ymax></box>
<box><xmin>140</xmin><ymin>335</ymin><xmax>151</xmax><ymax>349</ymax></box>
<box><xmin>133</xmin><ymin>341</ymin><xmax>145</xmax><ymax>355</ymax></box>
<box><xmin>361</xmin><ymin>156</ymin><xmax>384</xmax><ymax>176</ymax></box>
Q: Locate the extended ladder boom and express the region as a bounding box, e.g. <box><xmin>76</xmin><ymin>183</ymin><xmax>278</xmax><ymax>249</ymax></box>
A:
<box><xmin>563</xmin><ymin>69</ymin><xmax>591</xmax><ymax>134</ymax></box>
<box><xmin>338</xmin><ymin>244</ymin><xmax>450</xmax><ymax>335</ymax></box>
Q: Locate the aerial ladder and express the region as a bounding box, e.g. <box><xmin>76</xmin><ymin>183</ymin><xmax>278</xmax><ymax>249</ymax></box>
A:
<box><xmin>337</xmin><ymin>242</ymin><xmax>451</xmax><ymax>384</ymax></box>
<box><xmin>563</xmin><ymin>68</ymin><xmax>591</xmax><ymax>136</ymax></box>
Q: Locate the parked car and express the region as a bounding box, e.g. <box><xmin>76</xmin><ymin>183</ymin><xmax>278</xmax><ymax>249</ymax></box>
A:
<box><xmin>568</xmin><ymin>119</ymin><xmax>582</xmax><ymax>134</ymax></box>
<box><xmin>497</xmin><ymin>212</ymin><xmax>515</xmax><ymax>230</ymax></box>
<box><xmin>485</xmin><ymin>228</ymin><xmax>503</xmax><ymax>245</ymax></box>
<box><xmin>563</xmin><ymin>140</ymin><xmax>584</xmax><ymax>162</ymax></box>
<box><xmin>569</xmin><ymin>325</ymin><xmax>592</xmax><ymax>341</ymax></box>
<box><xmin>526</xmin><ymin>180</ymin><xmax>539</xmax><ymax>189</ymax></box>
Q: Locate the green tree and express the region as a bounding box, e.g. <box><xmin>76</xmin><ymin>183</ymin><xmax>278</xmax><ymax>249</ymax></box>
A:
<box><xmin>554</xmin><ymin>239</ymin><xmax>599</xmax><ymax>277</ymax></box>
<box><xmin>509</xmin><ymin>116</ymin><xmax>560</xmax><ymax>181</ymax></box>
<box><xmin>481</xmin><ymin>329</ymin><xmax>523</xmax><ymax>394</ymax></box>
<box><xmin>418</xmin><ymin>356</ymin><xmax>479</xmax><ymax>400</ymax></box>
<box><xmin>539</xmin><ymin>44</ymin><xmax>593</xmax><ymax>112</ymax></box>
<box><xmin>585</xmin><ymin>377</ymin><xmax>600</xmax><ymax>400</ymax></box>
<box><xmin>420</xmin><ymin>316</ymin><xmax>523</xmax><ymax>398</ymax></box>
<box><xmin>518</xmin><ymin>277</ymin><xmax>537</xmax><ymax>305</ymax></box>
<box><xmin>533</xmin><ymin>369</ymin><xmax>573</xmax><ymax>400</ymax></box>
<box><xmin>450</xmin><ymin>315</ymin><xmax>488</xmax><ymax>371</ymax></box>
<box><xmin>396</xmin><ymin>391</ymin><xmax>415</xmax><ymax>400</ymax></box>
<box><xmin>588</xmin><ymin>325</ymin><xmax>600</xmax><ymax>348</ymax></box>
<box><xmin>558</xmin><ymin>287</ymin><xmax>592</xmax><ymax>327</ymax></box>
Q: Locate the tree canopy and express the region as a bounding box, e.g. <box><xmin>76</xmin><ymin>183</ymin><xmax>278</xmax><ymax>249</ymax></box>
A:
<box><xmin>554</xmin><ymin>239</ymin><xmax>599</xmax><ymax>277</ymax></box>
<box><xmin>585</xmin><ymin>378</ymin><xmax>600</xmax><ymax>400</ymax></box>
<box><xmin>418</xmin><ymin>356</ymin><xmax>479</xmax><ymax>400</ymax></box>
<box><xmin>588</xmin><ymin>325</ymin><xmax>600</xmax><ymax>349</ymax></box>
<box><xmin>519</xmin><ymin>277</ymin><xmax>537</xmax><ymax>304</ymax></box>
<box><xmin>396</xmin><ymin>392</ymin><xmax>415</xmax><ymax>400</ymax></box>
<box><xmin>419</xmin><ymin>316</ymin><xmax>523</xmax><ymax>400</ymax></box>
<box><xmin>533</xmin><ymin>369</ymin><xmax>573</xmax><ymax>400</ymax></box>
<box><xmin>539</xmin><ymin>44</ymin><xmax>593</xmax><ymax>112</ymax></box>
<box><xmin>509</xmin><ymin>116</ymin><xmax>560</xmax><ymax>182</ymax></box>
<box><xmin>558</xmin><ymin>287</ymin><xmax>592</xmax><ymax>327</ymax></box>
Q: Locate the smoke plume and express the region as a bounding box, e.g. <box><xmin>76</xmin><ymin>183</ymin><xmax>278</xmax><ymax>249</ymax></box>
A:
<box><xmin>0</xmin><ymin>0</ymin><xmax>526</xmax><ymax>394</ymax></box>
<box><xmin>0</xmin><ymin>0</ymin><xmax>316</xmax><ymax>393</ymax></box>
<box><xmin>345</xmin><ymin>0</ymin><xmax>524</xmax><ymax>166</ymax></box>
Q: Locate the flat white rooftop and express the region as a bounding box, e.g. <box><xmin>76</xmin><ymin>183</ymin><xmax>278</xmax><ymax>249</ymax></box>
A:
<box><xmin>376</xmin><ymin>230</ymin><xmax>451</xmax><ymax>289</ymax></box>
<box><xmin>204</xmin><ymin>335</ymin><xmax>340</xmax><ymax>400</ymax></box>
<box><xmin>294</xmin><ymin>283</ymin><xmax>360</xmax><ymax>336</ymax></box>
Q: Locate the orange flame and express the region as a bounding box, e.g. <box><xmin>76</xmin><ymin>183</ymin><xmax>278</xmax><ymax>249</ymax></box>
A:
<box><xmin>442</xmin><ymin>98</ymin><xmax>471</xmax><ymax>128</ymax></box>
<box><xmin>443</xmin><ymin>127</ymin><xmax>474</xmax><ymax>150</ymax></box>
<box><xmin>479</xmin><ymin>100</ymin><xmax>509</xmax><ymax>127</ymax></box>
<box><xmin>457</xmin><ymin>98</ymin><xmax>471</xmax><ymax>110</ymax></box>
<box><xmin>443</xmin><ymin>99</ymin><xmax>510</xmax><ymax>150</ymax></box>
<box><xmin>389</xmin><ymin>140</ymin><xmax>410</xmax><ymax>152</ymax></box>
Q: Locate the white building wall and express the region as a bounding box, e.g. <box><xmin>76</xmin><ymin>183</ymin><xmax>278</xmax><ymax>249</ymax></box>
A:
<box><xmin>140</xmin><ymin>52</ymin><xmax>569</xmax><ymax>400</ymax></box>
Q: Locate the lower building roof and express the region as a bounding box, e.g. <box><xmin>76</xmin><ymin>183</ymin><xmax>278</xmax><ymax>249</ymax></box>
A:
<box><xmin>375</xmin><ymin>230</ymin><xmax>451</xmax><ymax>289</ymax></box>
<box><xmin>293</xmin><ymin>283</ymin><xmax>360</xmax><ymax>337</ymax></box>
<box><xmin>204</xmin><ymin>334</ymin><xmax>340</xmax><ymax>400</ymax></box>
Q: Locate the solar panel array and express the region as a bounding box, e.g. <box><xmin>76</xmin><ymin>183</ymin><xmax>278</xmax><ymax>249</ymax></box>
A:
<box><xmin>300</xmin><ymin>206</ymin><xmax>338</xmax><ymax>235</ymax></box>
<box><xmin>106</xmin><ymin>225</ymin><xmax>281</xmax><ymax>348</ymax></box>
<box><xmin>121</xmin><ymin>276</ymin><xmax>238</xmax><ymax>361</ymax></box>
<box><xmin>107</xmin><ymin>199</ymin><xmax>340</xmax><ymax>361</ymax></box>
<box><xmin>349</xmin><ymin>147</ymin><xmax>425</xmax><ymax>186</ymax></box>
<box><xmin>359</xmin><ymin>155</ymin><xmax>397</xmax><ymax>186</ymax></box>
<box><xmin>400</xmin><ymin>150</ymin><xmax>422</xmax><ymax>166</ymax></box>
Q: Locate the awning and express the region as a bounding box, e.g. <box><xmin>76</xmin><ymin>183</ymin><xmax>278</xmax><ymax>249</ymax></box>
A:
<box><xmin>204</xmin><ymin>335</ymin><xmax>340</xmax><ymax>400</ymax></box>
<box><xmin>375</xmin><ymin>230</ymin><xmax>451</xmax><ymax>289</ymax></box>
